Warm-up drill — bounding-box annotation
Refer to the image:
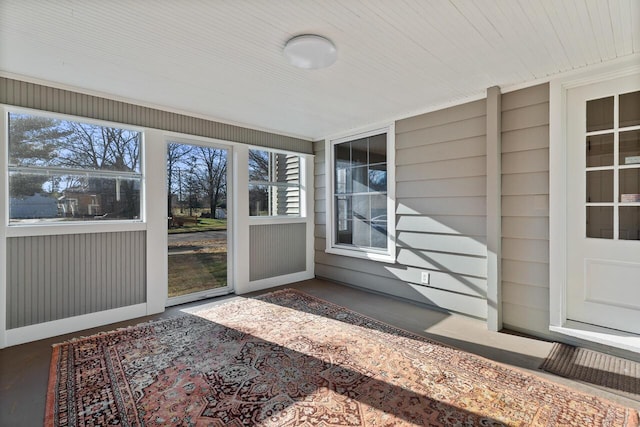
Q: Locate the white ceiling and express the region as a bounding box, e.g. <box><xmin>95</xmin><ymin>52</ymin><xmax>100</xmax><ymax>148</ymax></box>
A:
<box><xmin>1</xmin><ymin>0</ymin><xmax>639</xmax><ymax>140</ymax></box>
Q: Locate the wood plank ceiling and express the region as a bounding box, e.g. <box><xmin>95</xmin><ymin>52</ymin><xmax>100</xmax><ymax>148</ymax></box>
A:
<box><xmin>0</xmin><ymin>0</ymin><xmax>638</xmax><ymax>140</ymax></box>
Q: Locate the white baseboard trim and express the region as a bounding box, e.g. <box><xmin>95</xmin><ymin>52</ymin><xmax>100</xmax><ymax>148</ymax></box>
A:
<box><xmin>240</xmin><ymin>271</ymin><xmax>315</xmax><ymax>294</ymax></box>
<box><xmin>550</xmin><ymin>321</ymin><xmax>640</xmax><ymax>354</ymax></box>
<box><xmin>3</xmin><ymin>303</ymin><xmax>148</xmax><ymax>348</ymax></box>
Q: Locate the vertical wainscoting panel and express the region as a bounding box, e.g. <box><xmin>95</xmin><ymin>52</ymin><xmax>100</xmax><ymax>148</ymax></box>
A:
<box><xmin>6</xmin><ymin>231</ymin><xmax>146</xmax><ymax>329</ymax></box>
<box><xmin>250</xmin><ymin>223</ymin><xmax>306</xmax><ymax>281</ymax></box>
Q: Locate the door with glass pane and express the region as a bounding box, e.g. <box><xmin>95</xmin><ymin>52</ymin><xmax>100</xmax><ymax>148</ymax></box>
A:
<box><xmin>166</xmin><ymin>140</ymin><xmax>231</xmax><ymax>304</ymax></box>
<box><xmin>566</xmin><ymin>73</ymin><xmax>640</xmax><ymax>334</ymax></box>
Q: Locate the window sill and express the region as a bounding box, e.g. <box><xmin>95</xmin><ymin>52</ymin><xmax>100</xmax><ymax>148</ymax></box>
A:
<box><xmin>248</xmin><ymin>216</ymin><xmax>307</xmax><ymax>226</ymax></box>
<box><xmin>5</xmin><ymin>220</ymin><xmax>146</xmax><ymax>237</ymax></box>
<box><xmin>325</xmin><ymin>246</ymin><xmax>395</xmax><ymax>264</ymax></box>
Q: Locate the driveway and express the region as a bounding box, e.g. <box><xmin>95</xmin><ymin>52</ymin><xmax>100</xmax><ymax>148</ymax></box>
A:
<box><xmin>168</xmin><ymin>230</ymin><xmax>227</xmax><ymax>244</ymax></box>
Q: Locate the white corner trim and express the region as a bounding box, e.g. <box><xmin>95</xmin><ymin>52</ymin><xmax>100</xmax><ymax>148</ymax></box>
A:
<box><xmin>0</xmin><ymin>108</ymin><xmax>7</xmax><ymax>349</ymax></box>
<box><xmin>3</xmin><ymin>304</ymin><xmax>148</xmax><ymax>348</ymax></box>
<box><xmin>485</xmin><ymin>86</ymin><xmax>502</xmax><ymax>332</ymax></box>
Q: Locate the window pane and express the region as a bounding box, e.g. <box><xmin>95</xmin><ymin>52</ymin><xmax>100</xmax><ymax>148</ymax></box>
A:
<box><xmin>586</xmin><ymin>96</ymin><xmax>614</xmax><ymax>132</ymax></box>
<box><xmin>7</xmin><ymin>112</ymin><xmax>143</xmax><ymax>224</ymax></box>
<box><xmin>620</xmin><ymin>207</ymin><xmax>640</xmax><ymax>240</ymax></box>
<box><xmin>586</xmin><ymin>134</ymin><xmax>614</xmax><ymax>167</ymax></box>
<box><xmin>249</xmin><ymin>184</ymin><xmax>269</xmax><ymax>216</ymax></box>
<box><xmin>249</xmin><ymin>149</ymin><xmax>270</xmax><ymax>181</ymax></box>
<box><xmin>249</xmin><ymin>184</ymin><xmax>299</xmax><ymax>216</ymax></box>
<box><xmin>335</xmin><ymin>195</ymin><xmax>352</xmax><ymax>244</ymax></box>
<box><xmin>335</xmin><ymin>167</ymin><xmax>350</xmax><ymax>194</ymax></box>
<box><xmin>351</xmin><ymin>138</ymin><xmax>368</xmax><ymax>165</ymax></box>
<box><xmin>335</xmin><ymin>143</ymin><xmax>350</xmax><ymax>163</ymax></box>
<box><xmin>371</xmin><ymin>221</ymin><xmax>387</xmax><ymax>249</ymax></box>
<box><xmin>352</xmin><ymin>194</ymin><xmax>370</xmax><ymax>221</ymax></box>
<box><xmin>9</xmin><ymin>172</ymin><xmax>140</xmax><ymax>223</ymax></box>
<box><xmin>586</xmin><ymin>170</ymin><xmax>613</xmax><ymax>202</ymax></box>
<box><xmin>620</xmin><ymin>130</ymin><xmax>640</xmax><ymax>165</ymax></box>
<box><xmin>620</xmin><ymin>169</ymin><xmax>640</xmax><ymax>203</ymax></box>
<box><xmin>368</xmin><ymin>164</ymin><xmax>387</xmax><ymax>192</ymax></box>
<box><xmin>620</xmin><ymin>91</ymin><xmax>640</xmax><ymax>128</ymax></box>
<box><xmin>9</xmin><ymin>113</ymin><xmax>141</xmax><ymax>173</ymax></box>
<box><xmin>586</xmin><ymin>206</ymin><xmax>613</xmax><ymax>239</ymax></box>
<box><xmin>368</xmin><ymin>133</ymin><xmax>386</xmax><ymax>164</ymax></box>
<box><xmin>351</xmin><ymin>165</ymin><xmax>368</xmax><ymax>193</ymax></box>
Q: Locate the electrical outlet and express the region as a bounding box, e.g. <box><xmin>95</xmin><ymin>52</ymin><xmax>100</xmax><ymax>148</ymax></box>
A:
<box><xmin>420</xmin><ymin>271</ymin><xmax>430</xmax><ymax>284</ymax></box>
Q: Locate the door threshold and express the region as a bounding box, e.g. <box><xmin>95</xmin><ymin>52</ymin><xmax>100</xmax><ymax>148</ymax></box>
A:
<box><xmin>550</xmin><ymin>320</ymin><xmax>640</xmax><ymax>354</ymax></box>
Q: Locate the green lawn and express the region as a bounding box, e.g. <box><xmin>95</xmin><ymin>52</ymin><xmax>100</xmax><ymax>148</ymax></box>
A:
<box><xmin>167</xmin><ymin>234</ymin><xmax>227</xmax><ymax>297</ymax></box>
<box><xmin>168</xmin><ymin>218</ymin><xmax>227</xmax><ymax>234</ymax></box>
<box><xmin>168</xmin><ymin>250</ymin><xmax>227</xmax><ymax>297</ymax></box>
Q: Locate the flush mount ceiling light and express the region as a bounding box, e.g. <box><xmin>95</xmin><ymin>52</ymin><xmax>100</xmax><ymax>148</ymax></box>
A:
<box><xmin>283</xmin><ymin>34</ymin><xmax>337</xmax><ymax>70</ymax></box>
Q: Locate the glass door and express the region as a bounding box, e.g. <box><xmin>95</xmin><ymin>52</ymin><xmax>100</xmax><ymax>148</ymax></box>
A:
<box><xmin>166</xmin><ymin>140</ymin><xmax>232</xmax><ymax>305</ymax></box>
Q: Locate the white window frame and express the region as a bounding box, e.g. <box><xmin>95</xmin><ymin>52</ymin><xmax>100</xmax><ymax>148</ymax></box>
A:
<box><xmin>325</xmin><ymin>124</ymin><xmax>396</xmax><ymax>263</ymax></box>
<box><xmin>3</xmin><ymin>106</ymin><xmax>145</xmax><ymax>237</ymax></box>
<box><xmin>248</xmin><ymin>147</ymin><xmax>302</xmax><ymax>219</ymax></box>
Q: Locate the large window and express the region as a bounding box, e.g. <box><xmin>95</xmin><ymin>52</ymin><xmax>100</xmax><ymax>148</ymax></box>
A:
<box><xmin>326</xmin><ymin>126</ymin><xmax>395</xmax><ymax>261</ymax></box>
<box><xmin>7</xmin><ymin>112</ymin><xmax>142</xmax><ymax>224</ymax></box>
<box><xmin>248</xmin><ymin>149</ymin><xmax>301</xmax><ymax>217</ymax></box>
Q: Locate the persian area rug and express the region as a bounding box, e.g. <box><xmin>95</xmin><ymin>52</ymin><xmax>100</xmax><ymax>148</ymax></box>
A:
<box><xmin>541</xmin><ymin>342</ymin><xmax>640</xmax><ymax>399</ymax></box>
<box><xmin>46</xmin><ymin>289</ymin><xmax>639</xmax><ymax>427</ymax></box>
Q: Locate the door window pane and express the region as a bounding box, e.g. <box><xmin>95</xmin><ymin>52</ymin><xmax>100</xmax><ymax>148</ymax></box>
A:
<box><xmin>586</xmin><ymin>170</ymin><xmax>613</xmax><ymax>202</ymax></box>
<box><xmin>620</xmin><ymin>91</ymin><xmax>640</xmax><ymax>128</ymax></box>
<box><xmin>586</xmin><ymin>96</ymin><xmax>614</xmax><ymax>132</ymax></box>
<box><xmin>620</xmin><ymin>207</ymin><xmax>640</xmax><ymax>240</ymax></box>
<box><xmin>166</xmin><ymin>142</ymin><xmax>228</xmax><ymax>299</ymax></box>
<box><xmin>586</xmin><ymin>134</ymin><xmax>614</xmax><ymax>167</ymax></box>
<box><xmin>620</xmin><ymin>169</ymin><xmax>640</xmax><ymax>202</ymax></box>
<box><xmin>620</xmin><ymin>130</ymin><xmax>640</xmax><ymax>165</ymax></box>
<box><xmin>586</xmin><ymin>206</ymin><xmax>613</xmax><ymax>239</ymax></box>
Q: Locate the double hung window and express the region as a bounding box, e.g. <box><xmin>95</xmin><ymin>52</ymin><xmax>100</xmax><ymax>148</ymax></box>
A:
<box><xmin>326</xmin><ymin>126</ymin><xmax>395</xmax><ymax>262</ymax></box>
<box><xmin>248</xmin><ymin>149</ymin><xmax>301</xmax><ymax>217</ymax></box>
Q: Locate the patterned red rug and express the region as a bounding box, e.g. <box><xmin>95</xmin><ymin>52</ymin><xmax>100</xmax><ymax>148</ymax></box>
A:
<box><xmin>46</xmin><ymin>289</ymin><xmax>639</xmax><ymax>426</ymax></box>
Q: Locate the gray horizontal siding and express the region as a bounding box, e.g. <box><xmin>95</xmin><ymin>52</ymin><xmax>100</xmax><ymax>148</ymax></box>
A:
<box><xmin>501</xmin><ymin>83</ymin><xmax>551</xmax><ymax>336</ymax></box>
<box><xmin>250</xmin><ymin>223</ymin><xmax>306</xmax><ymax>281</ymax></box>
<box><xmin>315</xmin><ymin>99</ymin><xmax>488</xmax><ymax>319</ymax></box>
<box><xmin>6</xmin><ymin>231</ymin><xmax>146</xmax><ymax>329</ymax></box>
<box><xmin>0</xmin><ymin>77</ymin><xmax>311</xmax><ymax>154</ymax></box>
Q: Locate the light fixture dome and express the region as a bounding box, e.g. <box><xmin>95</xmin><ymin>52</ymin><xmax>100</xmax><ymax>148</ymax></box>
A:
<box><xmin>284</xmin><ymin>34</ymin><xmax>337</xmax><ymax>70</ymax></box>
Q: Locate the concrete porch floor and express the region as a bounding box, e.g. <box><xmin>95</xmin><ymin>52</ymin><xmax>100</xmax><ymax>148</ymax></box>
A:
<box><xmin>1</xmin><ymin>278</ymin><xmax>638</xmax><ymax>425</ymax></box>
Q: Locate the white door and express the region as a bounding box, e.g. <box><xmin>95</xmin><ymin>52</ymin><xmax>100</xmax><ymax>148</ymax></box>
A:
<box><xmin>566</xmin><ymin>73</ymin><xmax>640</xmax><ymax>334</ymax></box>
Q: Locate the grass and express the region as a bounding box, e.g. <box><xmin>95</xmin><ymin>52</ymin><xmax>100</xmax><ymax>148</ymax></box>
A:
<box><xmin>168</xmin><ymin>218</ymin><xmax>227</xmax><ymax>234</ymax></box>
<box><xmin>167</xmin><ymin>236</ymin><xmax>227</xmax><ymax>297</ymax></box>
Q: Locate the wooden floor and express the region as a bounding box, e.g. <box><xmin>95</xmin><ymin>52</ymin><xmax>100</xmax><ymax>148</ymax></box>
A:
<box><xmin>1</xmin><ymin>278</ymin><xmax>638</xmax><ymax>425</ymax></box>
